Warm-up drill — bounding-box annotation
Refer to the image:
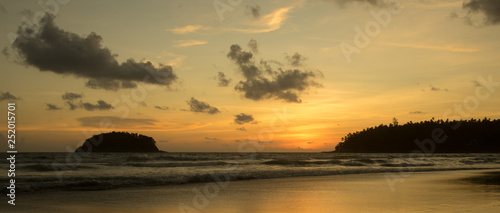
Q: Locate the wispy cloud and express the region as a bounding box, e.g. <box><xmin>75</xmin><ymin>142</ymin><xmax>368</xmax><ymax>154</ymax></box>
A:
<box><xmin>204</xmin><ymin>137</ymin><xmax>219</xmax><ymax>141</ymax></box>
<box><xmin>175</xmin><ymin>40</ymin><xmax>208</xmax><ymax>47</ymax></box>
<box><xmin>409</xmin><ymin>111</ymin><xmax>426</xmax><ymax>114</ymax></box>
<box><xmin>77</xmin><ymin>116</ymin><xmax>157</xmax><ymax>128</ymax></box>
<box><xmin>380</xmin><ymin>42</ymin><xmax>479</xmax><ymax>52</ymax></box>
<box><xmin>231</xmin><ymin>6</ymin><xmax>294</xmax><ymax>33</ymax></box>
<box><xmin>230</xmin><ymin>4</ymin><xmax>296</xmax><ymax>33</ymax></box>
<box><xmin>46</xmin><ymin>104</ymin><xmax>62</xmax><ymax>111</ymax></box>
<box><xmin>0</xmin><ymin>92</ymin><xmax>21</xmax><ymax>101</ymax></box>
<box><xmin>169</xmin><ymin>25</ymin><xmax>204</xmax><ymax>34</ymax></box>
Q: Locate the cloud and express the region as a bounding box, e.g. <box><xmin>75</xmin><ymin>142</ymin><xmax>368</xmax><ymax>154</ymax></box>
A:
<box><xmin>0</xmin><ymin>92</ymin><xmax>21</xmax><ymax>101</ymax></box>
<box><xmin>169</xmin><ymin>25</ymin><xmax>203</xmax><ymax>34</ymax></box>
<box><xmin>81</xmin><ymin>100</ymin><xmax>114</xmax><ymax>111</ymax></box>
<box><xmin>307</xmin><ymin>141</ymin><xmax>314</xmax><ymax>144</ymax></box>
<box><xmin>286</xmin><ymin>52</ymin><xmax>306</xmax><ymax>66</ymax></box>
<box><xmin>46</xmin><ymin>103</ymin><xmax>62</xmax><ymax>110</ymax></box>
<box><xmin>328</xmin><ymin>0</ymin><xmax>386</xmax><ymax>7</ymax></box>
<box><xmin>85</xmin><ymin>79</ymin><xmax>137</xmax><ymax>91</ymax></box>
<box><xmin>247</xmin><ymin>5</ymin><xmax>261</xmax><ymax>20</ymax></box>
<box><xmin>236</xmin><ymin>127</ymin><xmax>247</xmax><ymax>131</ymax></box>
<box><xmin>204</xmin><ymin>137</ymin><xmax>219</xmax><ymax>141</ymax></box>
<box><xmin>58</xmin><ymin>92</ymin><xmax>114</xmax><ymax>111</ymax></box>
<box><xmin>154</xmin><ymin>106</ymin><xmax>169</xmax><ymax>110</ymax></box>
<box><xmin>462</xmin><ymin>0</ymin><xmax>500</xmax><ymax>26</ymax></box>
<box><xmin>61</xmin><ymin>92</ymin><xmax>83</xmax><ymax>100</ymax></box>
<box><xmin>0</xmin><ymin>3</ymin><xmax>6</xmax><ymax>13</ymax></box>
<box><xmin>380</xmin><ymin>42</ymin><xmax>479</xmax><ymax>52</ymax></box>
<box><xmin>2</xmin><ymin>47</ymin><xmax>9</xmax><ymax>58</ymax></box>
<box><xmin>227</xmin><ymin>42</ymin><xmax>321</xmax><ymax>103</ymax></box>
<box><xmin>185</xmin><ymin>97</ymin><xmax>220</xmax><ymax>114</ymax></box>
<box><xmin>471</xmin><ymin>80</ymin><xmax>482</xmax><ymax>87</ymax></box>
<box><xmin>175</xmin><ymin>40</ymin><xmax>208</xmax><ymax>47</ymax></box>
<box><xmin>409</xmin><ymin>111</ymin><xmax>426</xmax><ymax>114</ymax></box>
<box><xmin>230</xmin><ymin>3</ymin><xmax>299</xmax><ymax>33</ymax></box>
<box><xmin>247</xmin><ymin>39</ymin><xmax>258</xmax><ymax>53</ymax></box>
<box><xmin>234</xmin><ymin>139</ymin><xmax>262</xmax><ymax>143</ymax></box>
<box><xmin>77</xmin><ymin>116</ymin><xmax>157</xmax><ymax>128</ymax></box>
<box><xmin>13</xmin><ymin>14</ymin><xmax>177</xmax><ymax>90</ymax></box>
<box><xmin>66</xmin><ymin>101</ymin><xmax>79</xmax><ymax>110</ymax></box>
<box><xmin>429</xmin><ymin>84</ymin><xmax>448</xmax><ymax>92</ymax></box>
<box><xmin>234</xmin><ymin>113</ymin><xmax>255</xmax><ymax>125</ymax></box>
<box><xmin>217</xmin><ymin>72</ymin><xmax>232</xmax><ymax>87</ymax></box>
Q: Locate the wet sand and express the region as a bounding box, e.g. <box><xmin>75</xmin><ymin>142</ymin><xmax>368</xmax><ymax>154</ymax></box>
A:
<box><xmin>5</xmin><ymin>169</ymin><xmax>500</xmax><ymax>213</ymax></box>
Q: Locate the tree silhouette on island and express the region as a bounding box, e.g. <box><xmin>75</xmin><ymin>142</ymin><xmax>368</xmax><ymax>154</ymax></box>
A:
<box><xmin>334</xmin><ymin>118</ymin><xmax>500</xmax><ymax>153</ymax></box>
<box><xmin>75</xmin><ymin>132</ymin><xmax>162</xmax><ymax>153</ymax></box>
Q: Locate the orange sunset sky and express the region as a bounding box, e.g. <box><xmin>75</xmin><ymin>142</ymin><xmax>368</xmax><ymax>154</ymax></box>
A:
<box><xmin>1</xmin><ymin>0</ymin><xmax>499</xmax><ymax>152</ymax></box>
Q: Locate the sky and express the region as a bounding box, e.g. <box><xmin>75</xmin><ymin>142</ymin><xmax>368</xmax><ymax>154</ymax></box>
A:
<box><xmin>0</xmin><ymin>0</ymin><xmax>499</xmax><ymax>152</ymax></box>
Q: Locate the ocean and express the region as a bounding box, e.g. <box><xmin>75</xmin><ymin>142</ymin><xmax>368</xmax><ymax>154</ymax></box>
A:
<box><xmin>2</xmin><ymin>152</ymin><xmax>500</xmax><ymax>192</ymax></box>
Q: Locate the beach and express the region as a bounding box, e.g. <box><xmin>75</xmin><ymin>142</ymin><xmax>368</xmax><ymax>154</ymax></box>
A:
<box><xmin>6</xmin><ymin>169</ymin><xmax>500</xmax><ymax>213</ymax></box>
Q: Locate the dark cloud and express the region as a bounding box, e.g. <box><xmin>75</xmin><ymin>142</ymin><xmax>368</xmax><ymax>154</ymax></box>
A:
<box><xmin>247</xmin><ymin>39</ymin><xmax>258</xmax><ymax>53</ymax></box>
<box><xmin>307</xmin><ymin>141</ymin><xmax>314</xmax><ymax>144</ymax></box>
<box><xmin>0</xmin><ymin>3</ymin><xmax>6</xmax><ymax>14</ymax></box>
<box><xmin>77</xmin><ymin>116</ymin><xmax>156</xmax><ymax>128</ymax></box>
<box><xmin>236</xmin><ymin>127</ymin><xmax>247</xmax><ymax>131</ymax></box>
<box><xmin>154</xmin><ymin>106</ymin><xmax>169</xmax><ymax>110</ymax></box>
<box><xmin>205</xmin><ymin>137</ymin><xmax>218</xmax><ymax>141</ymax></box>
<box><xmin>247</xmin><ymin>5</ymin><xmax>261</xmax><ymax>20</ymax></box>
<box><xmin>462</xmin><ymin>0</ymin><xmax>500</xmax><ymax>25</ymax></box>
<box><xmin>430</xmin><ymin>86</ymin><xmax>440</xmax><ymax>91</ymax></box>
<box><xmin>328</xmin><ymin>0</ymin><xmax>385</xmax><ymax>7</ymax></box>
<box><xmin>12</xmin><ymin>14</ymin><xmax>178</xmax><ymax>90</ymax></box>
<box><xmin>59</xmin><ymin>92</ymin><xmax>113</xmax><ymax>111</ymax></box>
<box><xmin>227</xmin><ymin>42</ymin><xmax>321</xmax><ymax>103</ymax></box>
<box><xmin>234</xmin><ymin>139</ymin><xmax>260</xmax><ymax>143</ymax></box>
<box><xmin>217</xmin><ymin>72</ymin><xmax>232</xmax><ymax>87</ymax></box>
<box><xmin>46</xmin><ymin>103</ymin><xmax>62</xmax><ymax>110</ymax></box>
<box><xmin>61</xmin><ymin>92</ymin><xmax>83</xmax><ymax>100</ymax></box>
<box><xmin>186</xmin><ymin>97</ymin><xmax>220</xmax><ymax>114</ymax></box>
<box><xmin>409</xmin><ymin>111</ymin><xmax>426</xmax><ymax>114</ymax></box>
<box><xmin>234</xmin><ymin>113</ymin><xmax>255</xmax><ymax>125</ymax></box>
<box><xmin>0</xmin><ymin>92</ymin><xmax>21</xmax><ymax>101</ymax></box>
<box><xmin>472</xmin><ymin>80</ymin><xmax>482</xmax><ymax>87</ymax></box>
<box><xmin>85</xmin><ymin>79</ymin><xmax>137</xmax><ymax>91</ymax></box>
<box><xmin>429</xmin><ymin>84</ymin><xmax>448</xmax><ymax>92</ymax></box>
<box><xmin>2</xmin><ymin>47</ymin><xmax>9</xmax><ymax>58</ymax></box>
<box><xmin>66</xmin><ymin>101</ymin><xmax>79</xmax><ymax>110</ymax></box>
<box><xmin>81</xmin><ymin>100</ymin><xmax>114</xmax><ymax>111</ymax></box>
<box><xmin>286</xmin><ymin>52</ymin><xmax>306</xmax><ymax>67</ymax></box>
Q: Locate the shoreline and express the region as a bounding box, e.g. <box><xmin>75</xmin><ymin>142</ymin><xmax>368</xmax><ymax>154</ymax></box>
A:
<box><xmin>5</xmin><ymin>168</ymin><xmax>500</xmax><ymax>213</ymax></box>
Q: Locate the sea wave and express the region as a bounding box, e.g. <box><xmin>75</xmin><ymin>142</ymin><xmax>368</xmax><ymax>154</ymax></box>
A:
<box><xmin>3</xmin><ymin>152</ymin><xmax>500</xmax><ymax>192</ymax></box>
<box><xmin>6</xmin><ymin>166</ymin><xmax>498</xmax><ymax>192</ymax></box>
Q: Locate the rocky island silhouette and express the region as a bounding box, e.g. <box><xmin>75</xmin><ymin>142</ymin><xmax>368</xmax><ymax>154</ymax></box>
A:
<box><xmin>75</xmin><ymin>132</ymin><xmax>162</xmax><ymax>153</ymax></box>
